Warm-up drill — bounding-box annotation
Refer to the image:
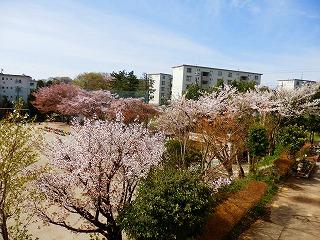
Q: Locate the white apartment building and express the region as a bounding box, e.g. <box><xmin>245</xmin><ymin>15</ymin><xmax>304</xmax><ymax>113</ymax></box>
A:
<box><xmin>147</xmin><ymin>73</ymin><xmax>172</xmax><ymax>105</ymax></box>
<box><xmin>277</xmin><ymin>79</ymin><xmax>317</xmax><ymax>90</ymax></box>
<box><xmin>0</xmin><ymin>73</ymin><xmax>36</xmax><ymax>103</ymax></box>
<box><xmin>171</xmin><ymin>64</ymin><xmax>262</xmax><ymax>98</ymax></box>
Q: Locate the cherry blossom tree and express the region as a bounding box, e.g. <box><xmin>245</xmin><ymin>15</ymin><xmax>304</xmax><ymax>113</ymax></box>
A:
<box><xmin>107</xmin><ymin>98</ymin><xmax>159</xmax><ymax>124</ymax></box>
<box><xmin>32</xmin><ymin>83</ymin><xmax>81</xmax><ymax>114</ymax></box>
<box><xmin>275</xmin><ymin>82</ymin><xmax>320</xmax><ymax>116</ymax></box>
<box><xmin>58</xmin><ymin>90</ymin><xmax>114</xmax><ymax>118</ymax></box>
<box><xmin>35</xmin><ymin>118</ymin><xmax>164</xmax><ymax>240</ymax></box>
<box><xmin>158</xmin><ymin>83</ymin><xmax>319</xmax><ymax>175</ymax></box>
<box><xmin>32</xmin><ymin>83</ymin><xmax>158</xmax><ymax>122</ymax></box>
<box><xmin>156</xmin><ymin>97</ymin><xmax>201</xmax><ymax>167</ymax></box>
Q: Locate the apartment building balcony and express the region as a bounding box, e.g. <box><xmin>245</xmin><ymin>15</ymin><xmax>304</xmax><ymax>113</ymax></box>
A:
<box><xmin>201</xmin><ymin>76</ymin><xmax>210</xmax><ymax>85</ymax></box>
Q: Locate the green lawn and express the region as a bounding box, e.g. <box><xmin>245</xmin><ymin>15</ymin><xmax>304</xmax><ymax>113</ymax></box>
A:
<box><xmin>314</xmin><ymin>133</ymin><xmax>320</xmax><ymax>142</ymax></box>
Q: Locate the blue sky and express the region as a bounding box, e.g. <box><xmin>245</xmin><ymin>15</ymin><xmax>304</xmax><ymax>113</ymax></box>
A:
<box><xmin>0</xmin><ymin>0</ymin><xmax>319</xmax><ymax>87</ymax></box>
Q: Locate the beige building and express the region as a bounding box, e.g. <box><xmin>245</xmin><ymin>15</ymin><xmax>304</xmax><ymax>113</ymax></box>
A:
<box><xmin>147</xmin><ymin>73</ymin><xmax>172</xmax><ymax>105</ymax></box>
<box><xmin>171</xmin><ymin>64</ymin><xmax>262</xmax><ymax>98</ymax></box>
<box><xmin>0</xmin><ymin>73</ymin><xmax>36</xmax><ymax>103</ymax></box>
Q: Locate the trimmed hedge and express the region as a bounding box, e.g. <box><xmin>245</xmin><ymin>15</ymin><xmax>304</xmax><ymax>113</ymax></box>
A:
<box><xmin>198</xmin><ymin>181</ymin><xmax>267</xmax><ymax>240</ymax></box>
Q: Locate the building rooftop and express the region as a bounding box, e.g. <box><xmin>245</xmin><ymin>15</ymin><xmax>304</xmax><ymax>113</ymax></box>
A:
<box><xmin>278</xmin><ymin>79</ymin><xmax>317</xmax><ymax>82</ymax></box>
<box><xmin>147</xmin><ymin>73</ymin><xmax>172</xmax><ymax>76</ymax></box>
<box><xmin>0</xmin><ymin>73</ymin><xmax>32</xmax><ymax>78</ymax></box>
<box><xmin>172</xmin><ymin>64</ymin><xmax>263</xmax><ymax>75</ymax></box>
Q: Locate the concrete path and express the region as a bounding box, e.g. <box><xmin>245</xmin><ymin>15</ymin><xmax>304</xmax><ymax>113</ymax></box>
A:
<box><xmin>239</xmin><ymin>163</ymin><xmax>320</xmax><ymax>240</ymax></box>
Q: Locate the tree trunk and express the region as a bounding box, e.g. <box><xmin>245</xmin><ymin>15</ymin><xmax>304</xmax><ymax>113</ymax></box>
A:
<box><xmin>221</xmin><ymin>158</ymin><xmax>233</xmax><ymax>177</ymax></box>
<box><xmin>0</xmin><ymin>210</ymin><xmax>9</xmax><ymax>240</ymax></box>
<box><xmin>310</xmin><ymin>131</ymin><xmax>314</xmax><ymax>146</ymax></box>
<box><xmin>236</xmin><ymin>155</ymin><xmax>245</xmax><ymax>178</ymax></box>
<box><xmin>104</xmin><ymin>221</ymin><xmax>122</xmax><ymax>240</ymax></box>
<box><xmin>249</xmin><ymin>156</ymin><xmax>256</xmax><ymax>173</ymax></box>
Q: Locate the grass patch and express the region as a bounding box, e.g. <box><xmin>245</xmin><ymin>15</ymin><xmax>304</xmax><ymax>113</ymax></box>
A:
<box><xmin>314</xmin><ymin>133</ymin><xmax>320</xmax><ymax>142</ymax></box>
<box><xmin>257</xmin><ymin>155</ymin><xmax>278</xmax><ymax>168</ymax></box>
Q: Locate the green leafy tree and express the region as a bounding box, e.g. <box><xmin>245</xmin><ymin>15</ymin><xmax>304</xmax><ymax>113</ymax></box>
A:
<box><xmin>185</xmin><ymin>84</ymin><xmax>203</xmax><ymax>100</ymax></box>
<box><xmin>111</xmin><ymin>70</ymin><xmax>139</xmax><ymax>92</ymax></box>
<box><xmin>0</xmin><ymin>100</ymin><xmax>42</xmax><ymax>240</ymax></box>
<box><xmin>276</xmin><ymin>125</ymin><xmax>307</xmax><ymax>154</ymax></box>
<box><xmin>35</xmin><ymin>80</ymin><xmax>45</xmax><ymax>89</ymax></box>
<box><xmin>216</xmin><ymin>79</ymin><xmax>224</xmax><ymax>88</ymax></box>
<box><xmin>231</xmin><ymin>80</ymin><xmax>256</xmax><ymax>92</ymax></box>
<box><xmin>73</xmin><ymin>72</ymin><xmax>112</xmax><ymax>90</ymax></box>
<box><xmin>247</xmin><ymin>125</ymin><xmax>269</xmax><ymax>172</ymax></box>
<box><xmin>142</xmin><ymin>73</ymin><xmax>155</xmax><ymax>103</ymax></box>
<box><xmin>119</xmin><ymin>169</ymin><xmax>213</xmax><ymax>240</ymax></box>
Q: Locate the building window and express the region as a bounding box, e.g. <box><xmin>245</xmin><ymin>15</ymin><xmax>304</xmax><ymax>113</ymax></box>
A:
<box><xmin>254</xmin><ymin>75</ymin><xmax>259</xmax><ymax>80</ymax></box>
<box><xmin>161</xmin><ymin>87</ymin><xmax>165</xmax><ymax>91</ymax></box>
<box><xmin>187</xmin><ymin>67</ymin><xmax>192</xmax><ymax>73</ymax></box>
<box><xmin>19</xmin><ymin>80</ymin><xmax>21</xmax><ymax>83</ymax></box>
<box><xmin>227</xmin><ymin>80</ymin><xmax>232</xmax><ymax>84</ymax></box>
<box><xmin>162</xmin><ymin>75</ymin><xmax>165</xmax><ymax>79</ymax></box>
<box><xmin>161</xmin><ymin>81</ymin><xmax>165</xmax><ymax>85</ymax></box>
<box><xmin>30</xmin><ymin>82</ymin><xmax>34</xmax><ymax>86</ymax></box>
<box><xmin>1</xmin><ymin>77</ymin><xmax>3</xmax><ymax>80</ymax></box>
<box><xmin>186</xmin><ymin>76</ymin><xmax>192</xmax><ymax>81</ymax></box>
<box><xmin>218</xmin><ymin>71</ymin><xmax>222</xmax><ymax>76</ymax></box>
<box><xmin>202</xmin><ymin>72</ymin><xmax>209</xmax><ymax>76</ymax></box>
<box><xmin>228</xmin><ymin>72</ymin><xmax>232</xmax><ymax>77</ymax></box>
<box><xmin>160</xmin><ymin>93</ymin><xmax>165</xmax><ymax>97</ymax></box>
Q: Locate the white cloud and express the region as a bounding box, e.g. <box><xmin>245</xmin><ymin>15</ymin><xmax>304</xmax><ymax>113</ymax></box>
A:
<box><xmin>0</xmin><ymin>0</ymin><xmax>231</xmax><ymax>78</ymax></box>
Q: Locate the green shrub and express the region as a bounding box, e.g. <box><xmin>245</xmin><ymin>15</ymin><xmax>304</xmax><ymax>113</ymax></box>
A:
<box><xmin>276</xmin><ymin>125</ymin><xmax>307</xmax><ymax>154</ymax></box>
<box><xmin>247</xmin><ymin>125</ymin><xmax>269</xmax><ymax>158</ymax></box>
<box><xmin>257</xmin><ymin>155</ymin><xmax>278</xmax><ymax>168</ymax></box>
<box><xmin>119</xmin><ymin>169</ymin><xmax>214</xmax><ymax>240</ymax></box>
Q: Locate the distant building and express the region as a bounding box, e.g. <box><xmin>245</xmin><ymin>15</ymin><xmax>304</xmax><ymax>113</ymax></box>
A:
<box><xmin>147</xmin><ymin>73</ymin><xmax>172</xmax><ymax>105</ymax></box>
<box><xmin>277</xmin><ymin>79</ymin><xmax>317</xmax><ymax>90</ymax></box>
<box><xmin>0</xmin><ymin>73</ymin><xmax>36</xmax><ymax>103</ymax></box>
<box><xmin>171</xmin><ymin>64</ymin><xmax>262</xmax><ymax>98</ymax></box>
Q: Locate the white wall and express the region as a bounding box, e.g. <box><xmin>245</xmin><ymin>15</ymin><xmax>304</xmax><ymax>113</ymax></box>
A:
<box><xmin>148</xmin><ymin>73</ymin><xmax>172</xmax><ymax>105</ymax></box>
<box><xmin>148</xmin><ymin>74</ymin><xmax>160</xmax><ymax>105</ymax></box>
<box><xmin>172</xmin><ymin>67</ymin><xmax>185</xmax><ymax>99</ymax></box>
<box><xmin>277</xmin><ymin>80</ymin><xmax>295</xmax><ymax>90</ymax></box>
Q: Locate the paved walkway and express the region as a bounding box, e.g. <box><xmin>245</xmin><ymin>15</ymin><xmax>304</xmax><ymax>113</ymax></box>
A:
<box><xmin>239</xmin><ymin>162</ymin><xmax>320</xmax><ymax>240</ymax></box>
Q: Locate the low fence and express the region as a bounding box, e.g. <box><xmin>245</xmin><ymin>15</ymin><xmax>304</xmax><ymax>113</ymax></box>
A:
<box><xmin>42</xmin><ymin>126</ymin><xmax>70</xmax><ymax>136</ymax></box>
